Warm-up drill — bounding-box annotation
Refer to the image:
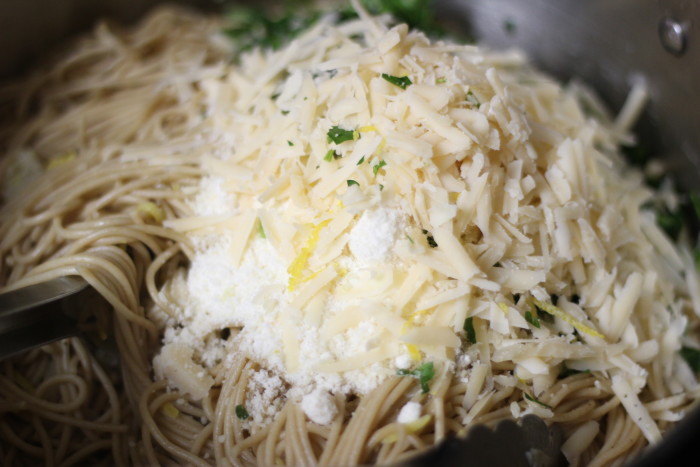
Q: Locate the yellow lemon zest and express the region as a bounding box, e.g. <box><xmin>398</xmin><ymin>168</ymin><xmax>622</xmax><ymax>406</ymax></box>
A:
<box><xmin>357</xmin><ymin>125</ymin><xmax>379</xmax><ymax>133</ymax></box>
<box><xmin>287</xmin><ymin>219</ymin><xmax>331</xmax><ymax>291</ymax></box>
<box><xmin>531</xmin><ymin>298</ymin><xmax>605</xmax><ymax>339</ymax></box>
<box><xmin>406</xmin><ymin>344</ymin><xmax>421</xmax><ymax>362</ymax></box>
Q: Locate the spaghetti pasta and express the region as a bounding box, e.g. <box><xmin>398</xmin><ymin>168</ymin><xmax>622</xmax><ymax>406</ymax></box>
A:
<box><xmin>1</xmin><ymin>2</ymin><xmax>699</xmax><ymax>466</ymax></box>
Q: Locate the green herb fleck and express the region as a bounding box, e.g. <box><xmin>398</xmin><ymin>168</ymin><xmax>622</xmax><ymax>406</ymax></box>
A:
<box><xmin>397</xmin><ymin>362</ymin><xmax>435</xmax><ymax>394</ymax></box>
<box><xmin>681</xmin><ymin>346</ymin><xmax>700</xmax><ymax>372</ymax></box>
<box><xmin>258</xmin><ymin>219</ymin><xmax>266</xmax><ymax>239</ymax></box>
<box><xmin>382</xmin><ymin>73</ymin><xmax>413</xmax><ymax>90</ymax></box>
<box><xmin>524</xmin><ymin>392</ymin><xmax>551</xmax><ymax>409</ymax></box>
<box><xmin>524</xmin><ymin>310</ymin><xmax>541</xmax><ymax>329</ymax></box>
<box><xmin>379</xmin><ymin>184</ymin><xmax>385</xmax><ymax>191</ymax></box>
<box><xmin>357</xmin><ymin>156</ymin><xmax>365</xmax><ymax>165</ymax></box>
<box><xmin>281</xmin><ymin>110</ymin><xmax>290</xmax><ymax>115</ymax></box>
<box><xmin>503</xmin><ymin>19</ymin><xmax>517</xmax><ymax>34</ymax></box>
<box><xmin>327</xmin><ymin>125</ymin><xmax>356</xmax><ymax>144</ymax></box>
<box><xmin>406</xmin><ymin>234</ymin><xmax>414</xmax><ymax>244</ymax></box>
<box><xmin>466</xmin><ymin>91</ymin><xmax>480</xmax><ymax>108</ymax></box>
<box><xmin>436</xmin><ymin>77</ymin><xmax>446</xmax><ymax>84</ymax></box>
<box><xmin>324</xmin><ymin>149</ymin><xmax>340</xmax><ymax>162</ymax></box>
<box><xmin>690</xmin><ymin>192</ymin><xmax>700</xmax><ymax>220</ymax></box>
<box><xmin>373</xmin><ymin>159</ymin><xmax>387</xmax><ymax>176</ymax></box>
<box><xmin>347</xmin><ymin>179</ymin><xmax>360</xmax><ymax>187</ymax></box>
<box><xmin>224</xmin><ymin>6</ymin><xmax>320</xmax><ymax>53</ymax></box>
<box><xmin>655</xmin><ymin>206</ymin><xmax>683</xmax><ymax>240</ymax></box>
<box><xmin>463</xmin><ymin>317</ymin><xmax>476</xmax><ymax>344</ymax></box>
<box><xmin>287</xmin><ymin>140</ymin><xmax>294</xmax><ymax>146</ymax></box>
<box><xmin>422</xmin><ymin>229</ymin><xmax>438</xmax><ymax>248</ymax></box>
<box><xmin>235</xmin><ymin>404</ymin><xmax>249</xmax><ymax>420</ymax></box>
<box><xmin>558</xmin><ymin>365</ymin><xmax>590</xmax><ymax>380</ymax></box>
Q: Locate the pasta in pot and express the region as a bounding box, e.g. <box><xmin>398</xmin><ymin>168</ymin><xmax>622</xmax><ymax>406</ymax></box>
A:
<box><xmin>1</xmin><ymin>2</ymin><xmax>699</xmax><ymax>466</ymax></box>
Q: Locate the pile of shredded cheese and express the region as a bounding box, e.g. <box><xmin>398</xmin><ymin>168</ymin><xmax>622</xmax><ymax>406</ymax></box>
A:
<box><xmin>149</xmin><ymin>6</ymin><xmax>700</xmax><ymax>437</ymax></box>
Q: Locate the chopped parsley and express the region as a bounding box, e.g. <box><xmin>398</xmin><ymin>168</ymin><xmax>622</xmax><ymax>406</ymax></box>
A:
<box><xmin>436</xmin><ymin>77</ymin><xmax>446</xmax><ymax>84</ymax></box>
<box><xmin>379</xmin><ymin>184</ymin><xmax>385</xmax><ymax>191</ymax></box>
<box><xmin>503</xmin><ymin>19</ymin><xmax>517</xmax><ymax>35</ymax></box>
<box><xmin>422</xmin><ymin>229</ymin><xmax>438</xmax><ymax>248</ymax></box>
<box><xmin>287</xmin><ymin>140</ymin><xmax>294</xmax><ymax>146</ymax></box>
<box><xmin>690</xmin><ymin>192</ymin><xmax>700</xmax><ymax>220</ymax></box>
<box><xmin>397</xmin><ymin>362</ymin><xmax>435</xmax><ymax>394</ymax></box>
<box><xmin>524</xmin><ymin>392</ymin><xmax>551</xmax><ymax>409</ymax></box>
<box><xmin>324</xmin><ymin>149</ymin><xmax>340</xmax><ymax>162</ymax></box>
<box><xmin>558</xmin><ymin>365</ymin><xmax>590</xmax><ymax>380</ymax></box>
<box><xmin>381</xmin><ymin>73</ymin><xmax>413</xmax><ymax>90</ymax></box>
<box><xmin>224</xmin><ymin>6</ymin><xmax>320</xmax><ymax>53</ymax></box>
<box><xmin>235</xmin><ymin>404</ymin><xmax>250</xmax><ymax>420</ymax></box>
<box><xmin>373</xmin><ymin>159</ymin><xmax>387</xmax><ymax>176</ymax></box>
<box><xmin>681</xmin><ymin>346</ymin><xmax>700</xmax><ymax>372</ymax></box>
<box><xmin>327</xmin><ymin>125</ymin><xmax>356</xmax><ymax>144</ymax></box>
<box><xmin>524</xmin><ymin>309</ymin><xmax>541</xmax><ymax>328</ymax></box>
<box><xmin>281</xmin><ymin>110</ymin><xmax>290</xmax><ymax>115</ymax></box>
<box><xmin>357</xmin><ymin>156</ymin><xmax>365</xmax><ymax>165</ymax></box>
<box><xmin>655</xmin><ymin>205</ymin><xmax>683</xmax><ymax>240</ymax></box>
<box><xmin>463</xmin><ymin>317</ymin><xmax>476</xmax><ymax>344</ymax></box>
<box><xmin>347</xmin><ymin>0</ymin><xmax>440</xmax><ymax>35</ymax></box>
<box><xmin>466</xmin><ymin>91</ymin><xmax>480</xmax><ymax>108</ymax></box>
<box><xmin>347</xmin><ymin>179</ymin><xmax>360</xmax><ymax>187</ymax></box>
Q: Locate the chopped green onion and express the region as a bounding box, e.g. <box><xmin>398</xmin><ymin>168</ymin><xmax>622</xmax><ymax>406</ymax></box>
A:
<box><xmin>327</xmin><ymin>125</ymin><xmax>356</xmax><ymax>144</ymax></box>
<box><xmin>347</xmin><ymin>179</ymin><xmax>359</xmax><ymax>187</ymax></box>
<box><xmin>406</xmin><ymin>234</ymin><xmax>414</xmax><ymax>244</ymax></box>
<box><xmin>463</xmin><ymin>317</ymin><xmax>476</xmax><ymax>344</ymax></box>
<box><xmin>373</xmin><ymin>159</ymin><xmax>387</xmax><ymax>176</ymax></box>
<box><xmin>258</xmin><ymin>219</ymin><xmax>266</xmax><ymax>239</ymax></box>
<box><xmin>357</xmin><ymin>156</ymin><xmax>365</xmax><ymax>165</ymax></box>
<box><xmin>235</xmin><ymin>404</ymin><xmax>249</xmax><ymax>420</ymax></box>
<box><xmin>381</xmin><ymin>73</ymin><xmax>413</xmax><ymax>90</ymax></box>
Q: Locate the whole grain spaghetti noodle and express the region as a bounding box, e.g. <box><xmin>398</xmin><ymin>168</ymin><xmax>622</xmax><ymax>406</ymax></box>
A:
<box><xmin>1</xmin><ymin>2</ymin><xmax>700</xmax><ymax>466</ymax></box>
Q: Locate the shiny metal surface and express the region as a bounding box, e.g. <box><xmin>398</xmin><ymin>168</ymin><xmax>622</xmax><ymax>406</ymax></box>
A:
<box><xmin>0</xmin><ymin>276</ymin><xmax>88</xmax><ymax>359</ymax></box>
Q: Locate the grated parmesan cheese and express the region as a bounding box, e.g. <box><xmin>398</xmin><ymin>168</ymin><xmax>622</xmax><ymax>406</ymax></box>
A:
<box><xmin>148</xmin><ymin>7</ymin><xmax>700</xmax><ymax>434</ymax></box>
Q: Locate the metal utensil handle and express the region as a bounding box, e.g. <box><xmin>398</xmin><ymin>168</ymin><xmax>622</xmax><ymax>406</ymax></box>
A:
<box><xmin>0</xmin><ymin>276</ymin><xmax>88</xmax><ymax>360</ymax></box>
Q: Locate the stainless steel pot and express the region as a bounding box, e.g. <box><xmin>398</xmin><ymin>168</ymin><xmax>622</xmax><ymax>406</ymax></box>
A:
<box><xmin>1</xmin><ymin>1</ymin><xmax>698</xmax><ymax>465</ymax></box>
